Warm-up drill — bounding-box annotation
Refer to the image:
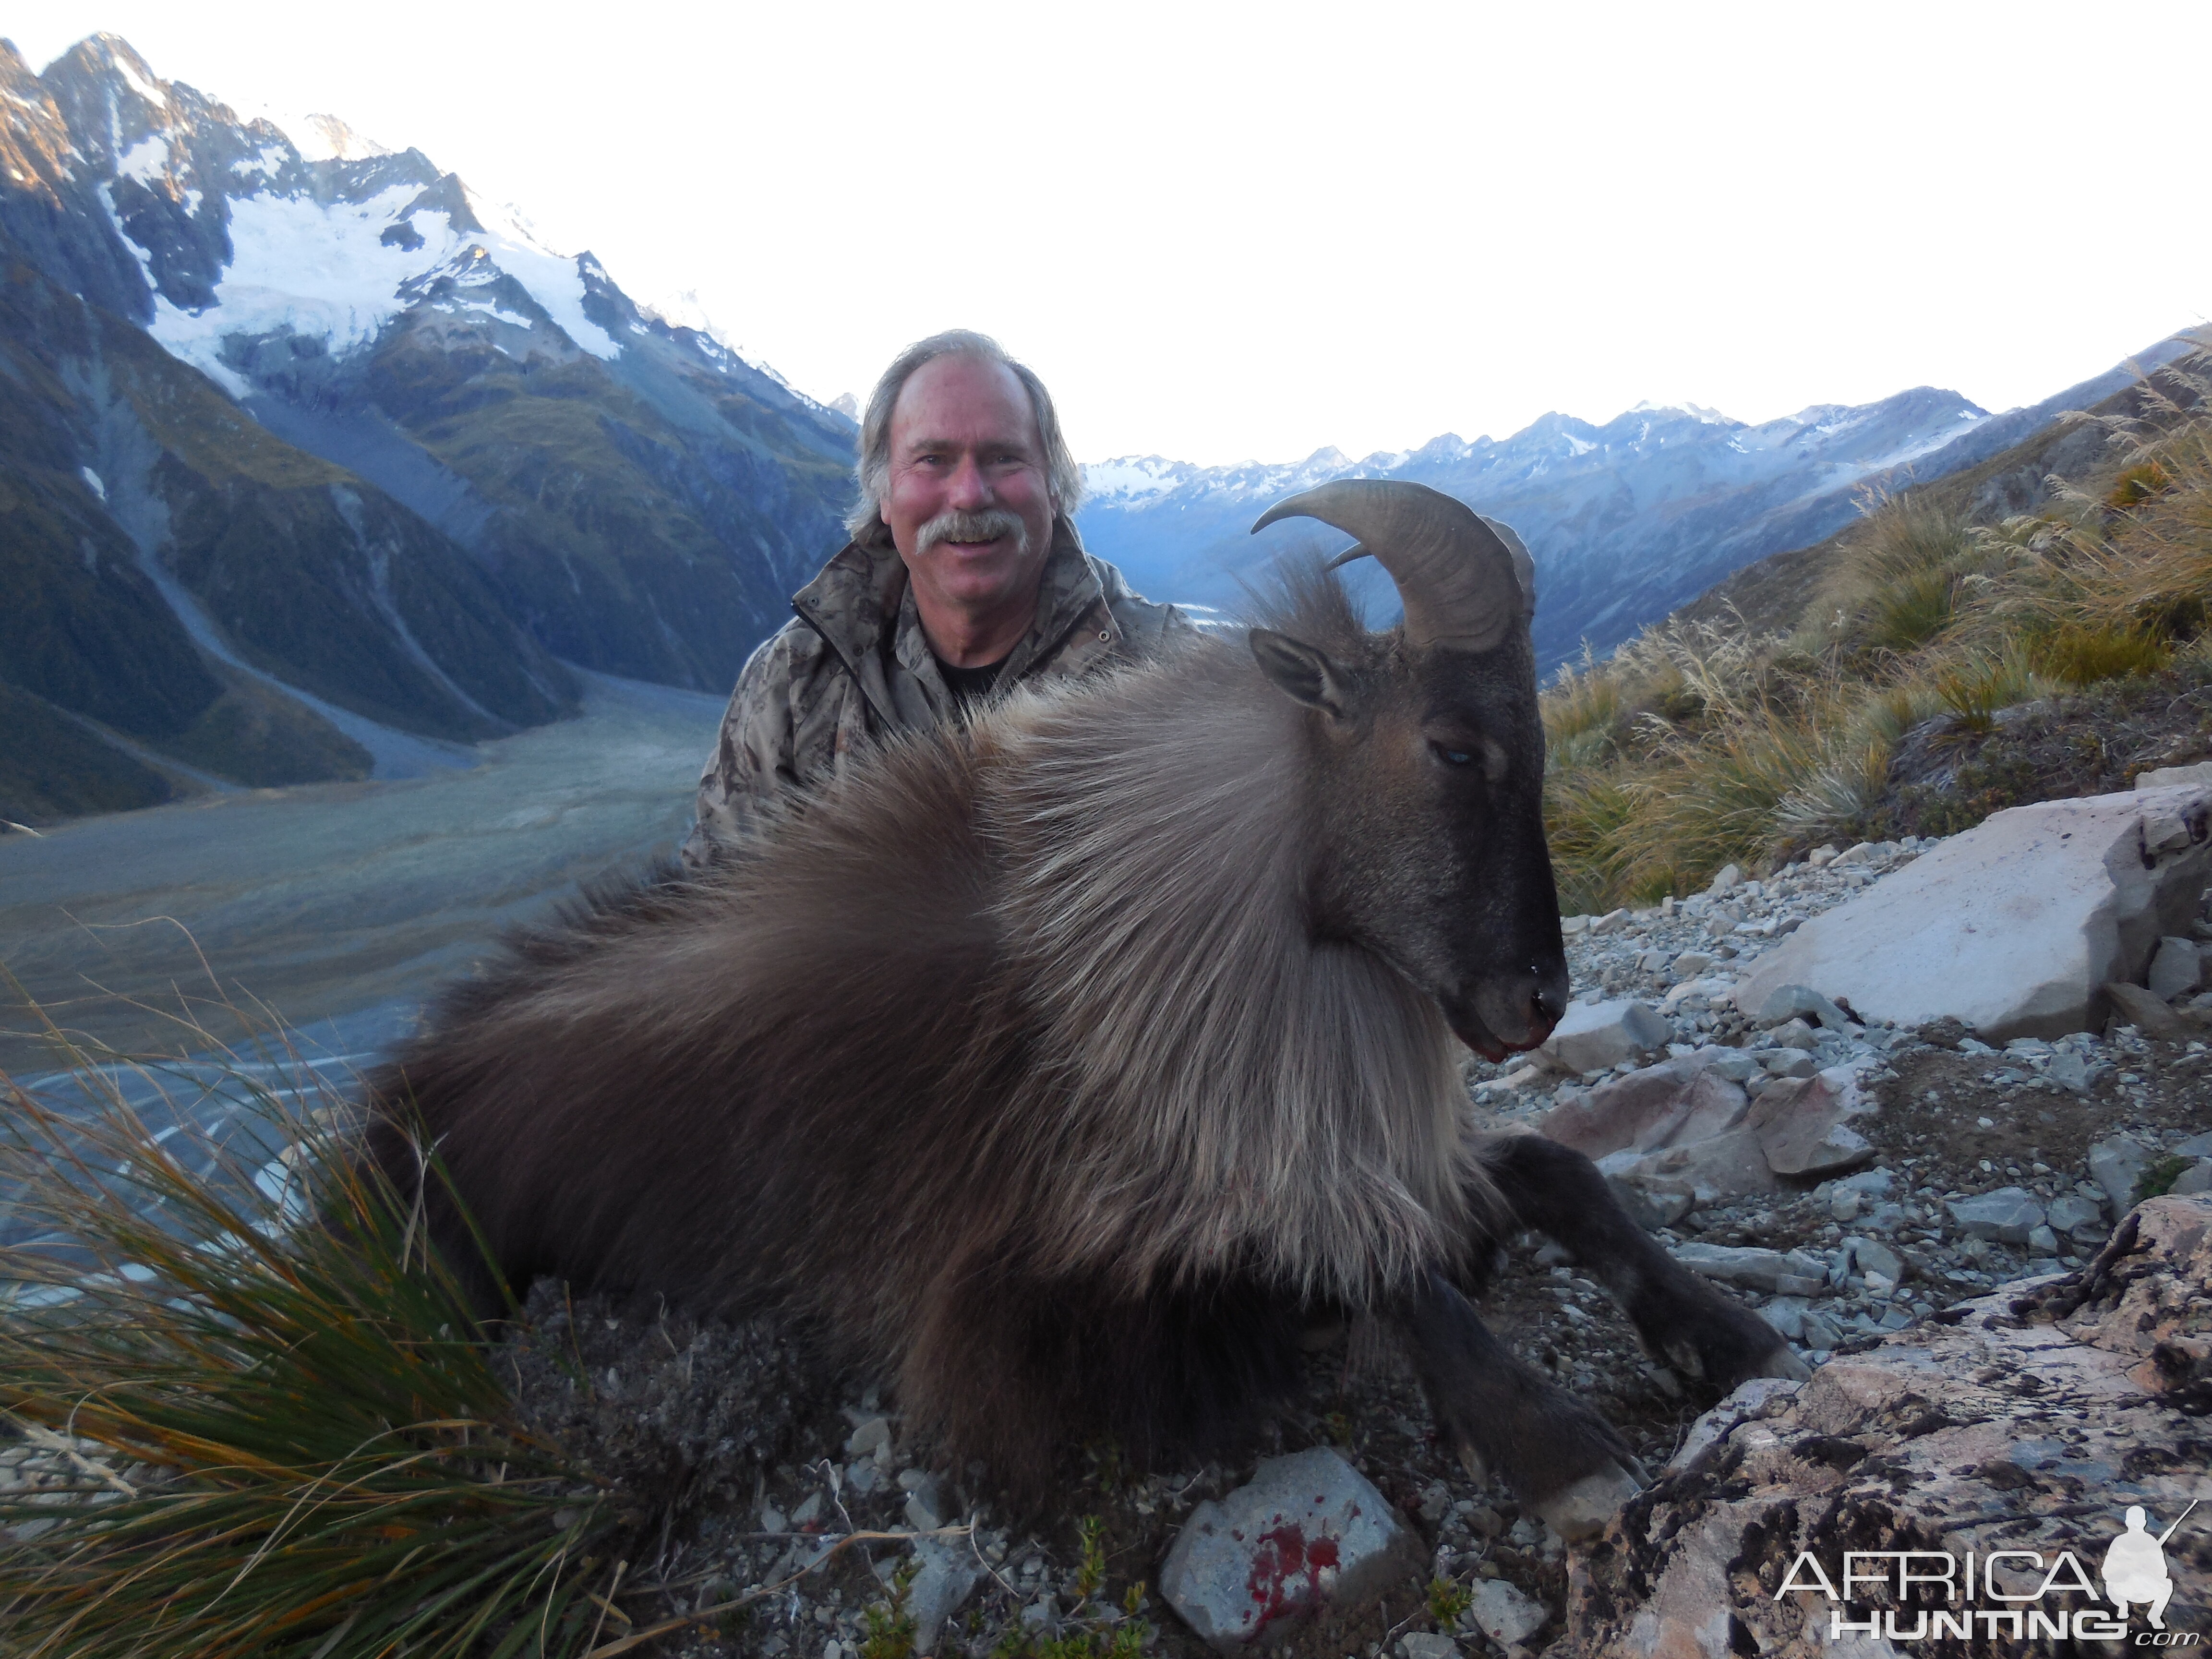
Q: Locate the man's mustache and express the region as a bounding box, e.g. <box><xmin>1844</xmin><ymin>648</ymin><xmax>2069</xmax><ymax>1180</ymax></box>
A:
<box><xmin>916</xmin><ymin>508</ymin><xmax>1028</xmax><ymax>555</ymax></box>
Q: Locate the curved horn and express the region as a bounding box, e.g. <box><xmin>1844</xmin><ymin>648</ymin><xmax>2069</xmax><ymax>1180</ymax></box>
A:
<box><xmin>1250</xmin><ymin>479</ymin><xmax>1530</xmax><ymax>653</ymax></box>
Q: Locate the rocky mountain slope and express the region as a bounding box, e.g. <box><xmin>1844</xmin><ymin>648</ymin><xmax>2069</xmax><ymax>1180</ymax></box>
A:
<box><xmin>1079</xmin><ymin>350</ymin><xmax>2191</xmax><ymax>672</ymax></box>
<box><xmin>0</xmin><ymin>34</ymin><xmax>856</xmax><ymax>823</ymax></box>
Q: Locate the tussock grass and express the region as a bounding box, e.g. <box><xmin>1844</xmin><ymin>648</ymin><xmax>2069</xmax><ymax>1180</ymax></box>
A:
<box><xmin>1544</xmin><ymin>337</ymin><xmax>2212</xmax><ymax>910</ymax></box>
<box><xmin>0</xmin><ymin>1015</ymin><xmax>632</xmax><ymax>1658</ymax></box>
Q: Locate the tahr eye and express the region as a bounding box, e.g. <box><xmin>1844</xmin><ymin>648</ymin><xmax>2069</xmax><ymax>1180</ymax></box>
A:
<box><xmin>1433</xmin><ymin>743</ymin><xmax>1474</xmax><ymax>767</ymax></box>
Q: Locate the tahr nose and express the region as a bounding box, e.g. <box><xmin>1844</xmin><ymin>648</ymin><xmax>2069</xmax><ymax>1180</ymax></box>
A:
<box><xmin>1531</xmin><ymin>971</ymin><xmax>1567</xmax><ymax>1031</ymax></box>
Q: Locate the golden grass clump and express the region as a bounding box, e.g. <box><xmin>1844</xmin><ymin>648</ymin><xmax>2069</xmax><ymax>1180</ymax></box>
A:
<box><xmin>0</xmin><ymin>1017</ymin><xmax>635</xmax><ymax>1659</ymax></box>
<box><xmin>1540</xmin><ymin>337</ymin><xmax>2212</xmax><ymax>911</ymax></box>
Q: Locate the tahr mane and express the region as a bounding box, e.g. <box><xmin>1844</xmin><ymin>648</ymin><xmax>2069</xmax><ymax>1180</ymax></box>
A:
<box><xmin>980</xmin><ymin>602</ymin><xmax>1489</xmax><ymax>1305</ymax></box>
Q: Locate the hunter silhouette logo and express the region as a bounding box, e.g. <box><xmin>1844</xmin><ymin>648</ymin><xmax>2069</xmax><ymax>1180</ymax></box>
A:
<box><xmin>1774</xmin><ymin>1498</ymin><xmax>2202</xmax><ymax>1643</ymax></box>
<box><xmin>2105</xmin><ymin>1502</ymin><xmax>2197</xmax><ymax>1632</ymax></box>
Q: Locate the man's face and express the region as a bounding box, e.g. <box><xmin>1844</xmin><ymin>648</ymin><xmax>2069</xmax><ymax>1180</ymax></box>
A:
<box><xmin>881</xmin><ymin>354</ymin><xmax>1057</xmax><ymax>628</ymax></box>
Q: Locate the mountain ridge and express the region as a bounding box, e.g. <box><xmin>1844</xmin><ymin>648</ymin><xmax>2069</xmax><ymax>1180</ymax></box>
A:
<box><xmin>1076</xmin><ymin>347</ymin><xmax>2193</xmax><ymax>669</ymax></box>
<box><xmin>0</xmin><ymin>32</ymin><xmax>861</xmax><ymax>823</ymax></box>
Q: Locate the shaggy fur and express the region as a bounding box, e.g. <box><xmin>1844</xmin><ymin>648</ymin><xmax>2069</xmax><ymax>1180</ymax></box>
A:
<box><xmin>365</xmin><ymin>571</ymin><xmax>1539</xmax><ymax>1501</ymax></box>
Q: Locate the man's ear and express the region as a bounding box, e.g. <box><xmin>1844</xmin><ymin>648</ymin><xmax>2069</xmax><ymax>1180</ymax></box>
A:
<box><xmin>1250</xmin><ymin>629</ymin><xmax>1355</xmax><ymax>718</ymax></box>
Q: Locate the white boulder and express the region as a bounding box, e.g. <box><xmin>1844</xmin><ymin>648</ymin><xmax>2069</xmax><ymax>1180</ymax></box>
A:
<box><xmin>1159</xmin><ymin>1447</ymin><xmax>1419</xmax><ymax>1650</ymax></box>
<box><xmin>1735</xmin><ymin>785</ymin><xmax>2212</xmax><ymax>1040</ymax></box>
<box><xmin>1539</xmin><ymin>999</ymin><xmax>1671</xmax><ymax>1073</ymax></box>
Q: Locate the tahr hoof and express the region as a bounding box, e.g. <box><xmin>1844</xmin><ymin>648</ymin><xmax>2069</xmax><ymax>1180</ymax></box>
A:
<box><xmin>1532</xmin><ymin>1459</ymin><xmax>1644</xmax><ymax>1543</ymax></box>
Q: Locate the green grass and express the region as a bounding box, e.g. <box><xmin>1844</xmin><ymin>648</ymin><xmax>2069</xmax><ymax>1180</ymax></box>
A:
<box><xmin>0</xmin><ymin>1014</ymin><xmax>631</xmax><ymax>1658</ymax></box>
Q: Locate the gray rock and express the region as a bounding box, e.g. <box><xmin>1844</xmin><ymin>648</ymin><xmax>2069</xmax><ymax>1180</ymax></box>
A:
<box><xmin>1539</xmin><ymin>999</ymin><xmax>1673</xmax><ymax>1074</ymax></box>
<box><xmin>904</xmin><ymin>1476</ymin><xmax>946</xmax><ymax>1532</ymax></box>
<box><xmin>904</xmin><ymin>1535</ymin><xmax>983</xmax><ymax>1654</ymax></box>
<box><xmin>1846</xmin><ymin>1238</ymin><xmax>1906</xmax><ymax>1284</ymax></box>
<box><xmin>845</xmin><ymin>1416</ymin><xmax>893</xmax><ymax>1459</ymax></box>
<box><xmin>2176</xmin><ymin>1131</ymin><xmax>2212</xmax><ymax>1158</ymax></box>
<box><xmin>1617</xmin><ymin>1128</ymin><xmax>1782</xmax><ymax>1206</ymax></box>
<box><xmin>1735</xmin><ymin>786</ymin><xmax>2212</xmax><ymax>1039</ymax></box>
<box><xmin>1759</xmin><ymin>1050</ymin><xmax>1817</xmax><ymax>1078</ymax></box>
<box><xmin>1672</xmin><ymin>950</ymin><xmax>1716</xmax><ymax>980</ymax></box>
<box><xmin>2044</xmin><ymin>1049</ymin><xmax>2091</xmax><ymax>1091</ymax></box>
<box><xmin>1159</xmin><ymin>1447</ymin><xmax>1419</xmax><ymax>1650</ymax></box>
<box><xmin>2089</xmin><ymin>1136</ymin><xmax>2154</xmax><ymax>1212</ymax></box>
<box><xmin>1761</xmin><ymin>1297</ymin><xmax>1808</xmax><ymax>1341</ymax></box>
<box><xmin>1605</xmin><ymin>1176</ymin><xmax>1681</xmax><ymax>1232</ymax></box>
<box><xmin>2172</xmin><ymin>1160</ymin><xmax>2212</xmax><ymax>1197</ymax></box>
<box><xmin>1401</xmin><ymin>1634</ymin><xmax>1459</xmax><ymax>1659</ymax></box>
<box><xmin>1467</xmin><ymin>1578</ymin><xmax>1549</xmax><ymax>1646</ymax></box>
<box><xmin>1799</xmin><ymin>1310</ymin><xmax>1843</xmax><ymax>1350</ymax></box>
<box><xmin>1536</xmin><ymin>1056</ymin><xmax>1748</xmax><ymax>1160</ymax></box>
<box><xmin>2105</xmin><ymin>981</ymin><xmax>2200</xmax><ymax>1040</ymax></box>
<box><xmin>1947</xmin><ymin>1187</ymin><xmax>2046</xmax><ymax>1245</ymax></box>
<box><xmin>1705</xmin><ymin>1049</ymin><xmax>1759</xmax><ymax>1082</ymax></box>
<box><xmin>1670</xmin><ymin>1242</ymin><xmax>1827</xmax><ymax>1293</ymax></box>
<box><xmin>2027</xmin><ymin>1224</ymin><xmax>2061</xmax><ymax>1255</ymax></box>
<box><xmin>1833</xmin><ymin>1168</ymin><xmax>1895</xmax><ymax>1198</ymax></box>
<box><xmin>2149</xmin><ymin>935</ymin><xmax>2204</xmax><ymax>999</ymax></box>
<box><xmin>1754</xmin><ymin>983</ymin><xmax>1854</xmax><ymax>1033</ymax></box>
<box><xmin>1747</xmin><ymin>1069</ymin><xmax>1876</xmax><ymax>1178</ymax></box>
<box><xmin>2045</xmin><ymin>1192</ymin><xmax>2105</xmax><ymax>1235</ymax></box>
<box><xmin>1548</xmin><ymin>1196</ymin><xmax>2212</xmax><ymax>1659</ymax></box>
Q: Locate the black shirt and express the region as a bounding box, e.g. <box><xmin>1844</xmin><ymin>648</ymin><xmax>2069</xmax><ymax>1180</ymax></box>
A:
<box><xmin>934</xmin><ymin>652</ymin><xmax>1010</xmax><ymax>718</ymax></box>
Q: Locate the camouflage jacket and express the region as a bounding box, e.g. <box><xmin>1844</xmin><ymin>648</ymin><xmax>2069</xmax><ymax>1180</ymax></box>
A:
<box><xmin>682</xmin><ymin>524</ymin><xmax>1188</xmax><ymax>868</ymax></box>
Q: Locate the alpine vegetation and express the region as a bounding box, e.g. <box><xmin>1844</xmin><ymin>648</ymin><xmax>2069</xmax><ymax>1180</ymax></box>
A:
<box><xmin>1541</xmin><ymin>341</ymin><xmax>2212</xmax><ymax>912</ymax></box>
<box><xmin>0</xmin><ymin>1022</ymin><xmax>630</xmax><ymax>1659</ymax></box>
<box><xmin>364</xmin><ymin>480</ymin><xmax>1805</xmax><ymax>1541</ymax></box>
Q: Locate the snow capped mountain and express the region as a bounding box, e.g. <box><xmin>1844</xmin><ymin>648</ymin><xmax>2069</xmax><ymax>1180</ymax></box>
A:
<box><xmin>2</xmin><ymin>34</ymin><xmax>857</xmax><ymax>698</ymax></box>
<box><xmin>1075</xmin><ymin>376</ymin><xmax>2145</xmax><ymax>671</ymax></box>
<box><xmin>0</xmin><ymin>33</ymin><xmax>862</xmax><ymax>821</ymax></box>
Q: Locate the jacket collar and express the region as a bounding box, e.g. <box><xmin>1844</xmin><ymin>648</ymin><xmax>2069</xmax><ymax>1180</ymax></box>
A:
<box><xmin>788</xmin><ymin>519</ymin><xmax>1117</xmax><ymax>725</ymax></box>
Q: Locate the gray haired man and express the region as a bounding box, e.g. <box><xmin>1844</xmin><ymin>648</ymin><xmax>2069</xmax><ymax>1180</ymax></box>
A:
<box><xmin>681</xmin><ymin>330</ymin><xmax>1187</xmax><ymax>868</ymax></box>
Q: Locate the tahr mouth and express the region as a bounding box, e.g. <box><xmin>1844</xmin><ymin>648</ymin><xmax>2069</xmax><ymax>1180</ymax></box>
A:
<box><xmin>1446</xmin><ymin>984</ymin><xmax>1563</xmax><ymax>1063</ymax></box>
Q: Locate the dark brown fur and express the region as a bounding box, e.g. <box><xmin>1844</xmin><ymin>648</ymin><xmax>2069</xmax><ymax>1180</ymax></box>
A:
<box><xmin>364</xmin><ymin>569</ymin><xmax>1796</xmax><ymax>1515</ymax></box>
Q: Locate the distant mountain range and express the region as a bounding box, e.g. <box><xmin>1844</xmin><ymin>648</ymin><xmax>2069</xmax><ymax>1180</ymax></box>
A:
<box><xmin>1077</xmin><ymin>351</ymin><xmax>2192</xmax><ymax>670</ymax></box>
<box><xmin>0</xmin><ymin>34</ymin><xmax>853</xmax><ymax>821</ymax></box>
<box><xmin>0</xmin><ymin>32</ymin><xmax>2191</xmax><ymax>826</ymax></box>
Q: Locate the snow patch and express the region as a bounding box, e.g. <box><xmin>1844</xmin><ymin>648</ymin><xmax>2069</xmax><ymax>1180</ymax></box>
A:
<box><xmin>641</xmin><ymin>288</ymin><xmax>785</xmax><ymax>380</ymax></box>
<box><xmin>115</xmin><ymin>136</ymin><xmax>168</xmax><ymax>185</ymax></box>
<box><xmin>231</xmin><ymin>143</ymin><xmax>289</xmax><ymax>178</ymax></box>
<box><xmin>246</xmin><ymin>106</ymin><xmax>387</xmax><ymax>162</ymax></box>
<box><xmin>80</xmin><ymin>466</ymin><xmax>106</xmax><ymax>500</ymax></box>
<box><xmin>144</xmin><ymin>184</ymin><xmax>450</xmax><ymax>373</ymax></box>
<box><xmin>1082</xmin><ymin>457</ymin><xmax>1192</xmax><ymax>500</ymax></box>
<box><xmin>112</xmin><ymin>55</ymin><xmax>167</xmax><ymax>108</ymax></box>
<box><xmin>469</xmin><ymin>193</ymin><xmax>620</xmax><ymax>360</ymax></box>
<box><xmin>1631</xmin><ymin>399</ymin><xmax>1736</xmax><ymax>424</ymax></box>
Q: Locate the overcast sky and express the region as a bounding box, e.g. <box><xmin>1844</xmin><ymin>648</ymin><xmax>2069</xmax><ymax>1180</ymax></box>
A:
<box><xmin>12</xmin><ymin>2</ymin><xmax>2209</xmax><ymax>466</ymax></box>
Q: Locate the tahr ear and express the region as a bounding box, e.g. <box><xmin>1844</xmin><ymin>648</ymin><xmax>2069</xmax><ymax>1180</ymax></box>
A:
<box><xmin>1250</xmin><ymin>629</ymin><xmax>1355</xmax><ymax>718</ymax></box>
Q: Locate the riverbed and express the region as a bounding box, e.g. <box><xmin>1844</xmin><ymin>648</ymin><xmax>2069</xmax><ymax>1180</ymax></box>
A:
<box><xmin>0</xmin><ymin>671</ymin><xmax>726</xmax><ymax>1078</ymax></box>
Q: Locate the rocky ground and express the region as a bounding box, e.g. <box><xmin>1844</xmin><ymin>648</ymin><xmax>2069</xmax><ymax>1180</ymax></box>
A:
<box><xmin>450</xmin><ymin>835</ymin><xmax>2210</xmax><ymax>1659</ymax></box>
<box><xmin>6</xmin><ymin>834</ymin><xmax>2207</xmax><ymax>1658</ymax></box>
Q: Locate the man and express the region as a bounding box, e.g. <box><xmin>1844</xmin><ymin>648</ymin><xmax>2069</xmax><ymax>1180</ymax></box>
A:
<box><xmin>681</xmin><ymin>330</ymin><xmax>1186</xmax><ymax>868</ymax></box>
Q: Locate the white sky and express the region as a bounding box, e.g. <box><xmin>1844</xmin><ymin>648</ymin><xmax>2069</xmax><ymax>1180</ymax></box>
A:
<box><xmin>11</xmin><ymin>2</ymin><xmax>2210</xmax><ymax>466</ymax></box>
